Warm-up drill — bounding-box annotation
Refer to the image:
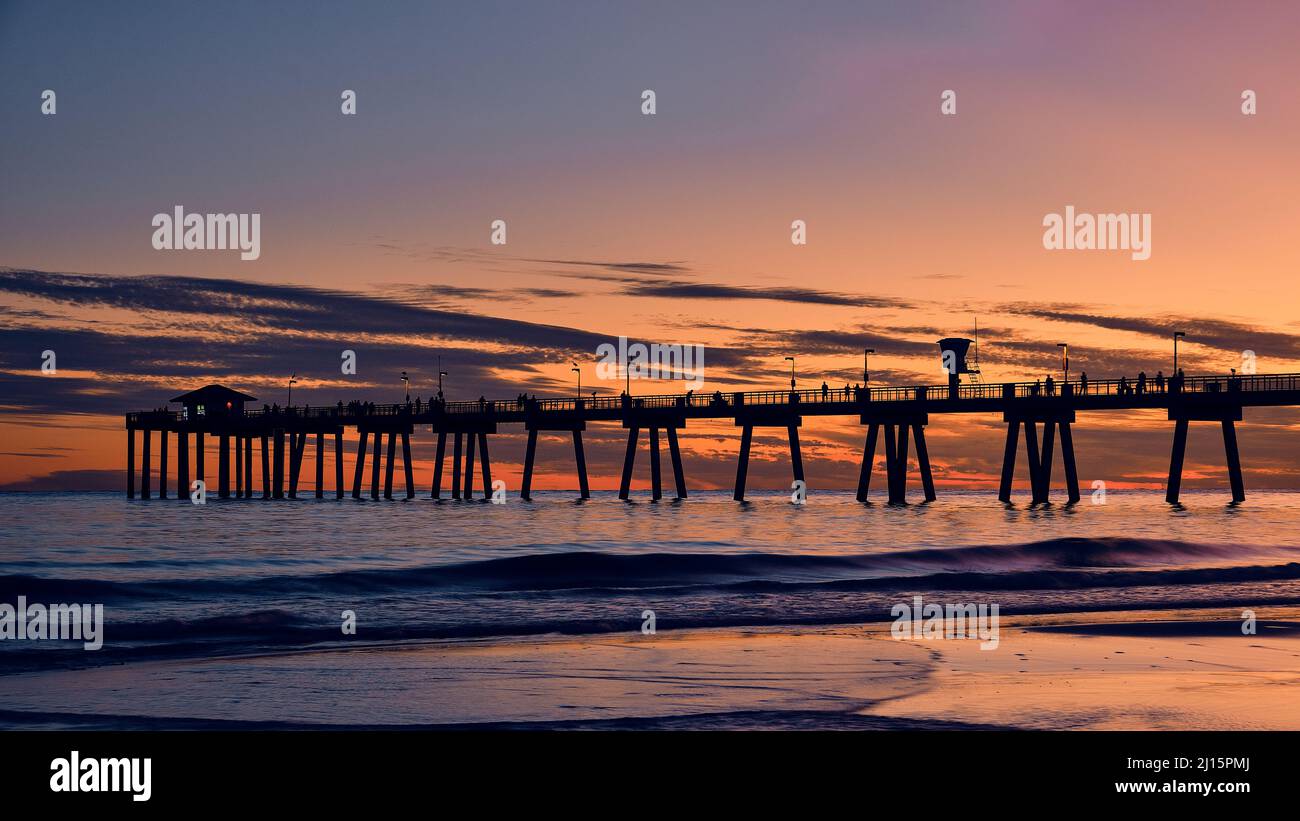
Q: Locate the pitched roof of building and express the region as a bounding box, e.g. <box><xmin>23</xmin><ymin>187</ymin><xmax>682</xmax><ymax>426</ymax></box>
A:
<box><xmin>169</xmin><ymin>384</ymin><xmax>259</xmax><ymax>404</ymax></box>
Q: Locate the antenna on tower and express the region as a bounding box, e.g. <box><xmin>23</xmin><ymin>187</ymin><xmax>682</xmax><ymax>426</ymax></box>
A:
<box><xmin>971</xmin><ymin>317</ymin><xmax>982</xmax><ymax>383</ymax></box>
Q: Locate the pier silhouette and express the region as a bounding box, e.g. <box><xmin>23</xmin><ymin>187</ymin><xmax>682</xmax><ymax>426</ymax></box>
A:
<box><xmin>125</xmin><ymin>364</ymin><xmax>1300</xmax><ymax>506</ymax></box>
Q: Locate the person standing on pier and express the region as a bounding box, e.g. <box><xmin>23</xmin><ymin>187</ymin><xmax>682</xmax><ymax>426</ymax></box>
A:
<box><xmin>1156</xmin><ymin>371</ymin><xmax>1165</xmax><ymax>393</ymax></box>
<box><xmin>1137</xmin><ymin>371</ymin><xmax>1147</xmax><ymax>395</ymax></box>
<box><xmin>1079</xmin><ymin>371</ymin><xmax>1088</xmax><ymax>395</ymax></box>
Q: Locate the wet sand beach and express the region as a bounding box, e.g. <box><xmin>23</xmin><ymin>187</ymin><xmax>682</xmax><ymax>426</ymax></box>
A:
<box><xmin>5</xmin><ymin>606</ymin><xmax>1298</xmax><ymax>730</ymax></box>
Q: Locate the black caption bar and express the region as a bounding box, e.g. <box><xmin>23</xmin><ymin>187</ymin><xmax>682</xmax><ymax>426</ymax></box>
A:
<box><xmin>3</xmin><ymin>730</ymin><xmax>1287</xmax><ymax>809</ymax></box>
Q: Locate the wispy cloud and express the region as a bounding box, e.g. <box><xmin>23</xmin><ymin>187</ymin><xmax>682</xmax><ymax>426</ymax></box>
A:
<box><xmin>617</xmin><ymin>280</ymin><xmax>911</xmax><ymax>308</ymax></box>
<box><xmin>1004</xmin><ymin>302</ymin><xmax>1300</xmax><ymax>361</ymax></box>
<box><xmin>0</xmin><ymin>267</ymin><xmax>759</xmax><ymax>416</ymax></box>
<box><xmin>0</xmin><ymin>267</ymin><xmax>610</xmax><ymax>350</ymax></box>
<box><xmin>527</xmin><ymin>258</ymin><xmax>693</xmax><ymax>275</ymax></box>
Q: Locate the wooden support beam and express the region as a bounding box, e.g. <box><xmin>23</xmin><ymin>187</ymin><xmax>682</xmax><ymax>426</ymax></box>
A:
<box><xmin>351</xmin><ymin>431</ymin><xmax>368</xmax><ymax>499</ymax></box>
<box><xmin>384</xmin><ymin>431</ymin><xmax>396</xmax><ymax>499</ymax></box>
<box><xmin>1222</xmin><ymin>419</ymin><xmax>1245</xmax><ymax>503</ymax></box>
<box><xmin>259</xmin><ymin>434</ymin><xmax>269</xmax><ymax>499</ymax></box>
<box><xmin>883</xmin><ymin>424</ymin><xmax>898</xmax><ymax>504</ymax></box>
<box><xmin>462</xmin><ymin>431</ymin><xmax>476</xmax><ymax>499</ymax></box>
<box><xmin>477</xmin><ymin>433</ymin><xmax>491</xmax><ymax>499</ymax></box>
<box><xmin>295</xmin><ymin>432</ymin><xmax>306</xmax><ymax>494</ymax></box>
<box><xmin>998</xmin><ymin>420</ymin><xmax>1019</xmax><ymax>503</ymax></box>
<box><xmin>1035</xmin><ymin>421</ymin><xmax>1056</xmax><ymax>505</ymax></box>
<box><xmin>1023</xmin><ymin>421</ymin><xmax>1041</xmax><ymax>506</ymax></box>
<box><xmin>1166</xmin><ymin>418</ymin><xmax>1189</xmax><ymax>504</ymax></box>
<box><xmin>233</xmin><ymin>434</ymin><xmax>242</xmax><ymax>498</ymax></box>
<box><xmin>856</xmin><ymin>424</ymin><xmax>879</xmax><ymax>502</ymax></box>
<box><xmin>288</xmin><ymin>433</ymin><xmax>304</xmax><ymax>499</ymax></box>
<box><xmin>734</xmin><ymin>424</ymin><xmax>753</xmax><ymax>501</ymax></box>
<box><xmin>1059</xmin><ymin>421</ymin><xmax>1080</xmax><ymax>503</ymax></box>
<box><xmin>245</xmin><ymin>435</ymin><xmax>253</xmax><ymax>499</ymax></box>
<box><xmin>666</xmin><ymin>426</ymin><xmax>686</xmax><ymax>499</ymax></box>
<box><xmin>272</xmin><ymin>429</ymin><xmax>285</xmax><ymax>499</ymax></box>
<box><xmin>177</xmin><ymin>431</ymin><xmax>189</xmax><ymax>500</ymax></box>
<box><xmin>618</xmin><ymin>426</ymin><xmax>639</xmax><ymax>500</ymax></box>
<box><xmin>451</xmin><ymin>433</ymin><xmax>462</xmax><ymax>499</ymax></box>
<box><xmin>126</xmin><ymin>428</ymin><xmax>136</xmax><ymax>499</ymax></box>
<box><xmin>520</xmin><ymin>429</ymin><xmax>538</xmax><ymax>501</ymax></box>
<box><xmin>140</xmin><ymin>429</ymin><xmax>152</xmax><ymax>499</ymax></box>
<box><xmin>894</xmin><ymin>423</ymin><xmax>910</xmax><ymax>504</ymax></box>
<box><xmin>432</xmin><ymin>431</ymin><xmax>447</xmax><ymax>499</ymax></box>
<box><xmin>316</xmin><ymin>432</ymin><xmax>325</xmax><ymax>498</ymax></box>
<box><xmin>159</xmin><ymin>426</ymin><xmax>170</xmax><ymax>499</ymax></box>
<box><xmin>286</xmin><ymin>433</ymin><xmax>296</xmax><ymax>496</ymax></box>
<box><xmin>574</xmin><ymin>430</ymin><xmax>591</xmax><ymax>500</ymax></box>
<box><xmin>788</xmin><ymin>425</ymin><xmax>805</xmax><ymax>486</ymax></box>
<box><xmin>334</xmin><ymin>431</ymin><xmax>343</xmax><ymax>499</ymax></box>
<box><xmin>402</xmin><ymin>432</ymin><xmax>415</xmax><ymax>499</ymax></box>
<box><xmin>195</xmin><ymin>431</ymin><xmax>205</xmax><ymax>490</ymax></box>
<box><xmin>370</xmin><ymin>430</ymin><xmax>382</xmax><ymax>500</ymax></box>
<box><xmin>913</xmin><ymin>423</ymin><xmax>936</xmax><ymax>502</ymax></box>
<box><xmin>649</xmin><ymin>427</ymin><xmax>662</xmax><ymax>501</ymax></box>
<box><xmin>218</xmin><ymin>433</ymin><xmax>230</xmax><ymax>499</ymax></box>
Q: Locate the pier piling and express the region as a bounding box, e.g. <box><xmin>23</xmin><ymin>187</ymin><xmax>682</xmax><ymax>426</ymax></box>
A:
<box><xmin>159</xmin><ymin>426</ymin><xmax>169</xmax><ymax>499</ymax></box>
<box><xmin>352</xmin><ymin>431</ymin><xmax>368</xmax><ymax>499</ymax></box>
<box><xmin>402</xmin><ymin>432</ymin><xmax>415</xmax><ymax>499</ymax></box>
<box><xmin>140</xmin><ymin>429</ymin><xmax>152</xmax><ymax>499</ymax></box>
<box><xmin>451</xmin><ymin>433</ymin><xmax>462</xmax><ymax>499</ymax></box>
<box><xmin>315</xmin><ymin>432</ymin><xmax>325</xmax><ymax>499</ymax></box>
<box><xmin>462</xmin><ymin>431</ymin><xmax>475</xmax><ymax>499</ymax></box>
<box><xmin>178</xmin><ymin>431</ymin><xmax>190</xmax><ymax>500</ymax></box>
<box><xmin>431</xmin><ymin>431</ymin><xmax>447</xmax><ymax>499</ymax></box>
<box><xmin>370</xmin><ymin>432</ymin><xmax>381</xmax><ymax>500</ymax></box>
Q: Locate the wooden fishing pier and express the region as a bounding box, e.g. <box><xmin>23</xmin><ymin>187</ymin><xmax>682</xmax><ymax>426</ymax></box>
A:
<box><xmin>124</xmin><ymin>371</ymin><xmax>1300</xmax><ymax>505</ymax></box>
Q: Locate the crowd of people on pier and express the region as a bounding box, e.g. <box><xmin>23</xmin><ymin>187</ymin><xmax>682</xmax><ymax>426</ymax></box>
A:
<box><xmin>211</xmin><ymin>366</ymin><xmax>1230</xmax><ymax>424</ymax></box>
<box><xmin>1026</xmin><ymin>368</ymin><xmax>1186</xmax><ymax>397</ymax></box>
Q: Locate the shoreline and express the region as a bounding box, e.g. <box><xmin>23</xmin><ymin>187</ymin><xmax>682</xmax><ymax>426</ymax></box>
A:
<box><xmin>3</xmin><ymin>604</ymin><xmax>1299</xmax><ymax>730</ymax></box>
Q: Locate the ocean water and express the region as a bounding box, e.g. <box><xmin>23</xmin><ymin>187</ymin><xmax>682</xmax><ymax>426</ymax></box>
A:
<box><xmin>3</xmin><ymin>489</ymin><xmax>1300</xmax><ymax>680</ymax></box>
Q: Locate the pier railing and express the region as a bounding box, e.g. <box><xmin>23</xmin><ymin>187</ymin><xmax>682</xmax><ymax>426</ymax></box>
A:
<box><xmin>126</xmin><ymin>372</ymin><xmax>1300</xmax><ymax>425</ymax></box>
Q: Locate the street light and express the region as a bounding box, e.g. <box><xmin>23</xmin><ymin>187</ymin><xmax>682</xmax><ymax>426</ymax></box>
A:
<box><xmin>571</xmin><ymin>362</ymin><xmax>581</xmax><ymax>399</ymax></box>
<box><xmin>1056</xmin><ymin>343</ymin><xmax>1068</xmax><ymax>383</ymax></box>
<box><xmin>287</xmin><ymin>373</ymin><xmax>297</xmax><ymax>407</ymax></box>
<box><xmin>785</xmin><ymin>356</ymin><xmax>796</xmax><ymax>391</ymax></box>
<box><xmin>401</xmin><ymin>371</ymin><xmax>410</xmax><ymax>403</ymax></box>
<box><xmin>864</xmin><ymin>348</ymin><xmax>875</xmax><ymax>385</ymax></box>
<box><xmin>1173</xmin><ymin>331</ymin><xmax>1186</xmax><ymax>373</ymax></box>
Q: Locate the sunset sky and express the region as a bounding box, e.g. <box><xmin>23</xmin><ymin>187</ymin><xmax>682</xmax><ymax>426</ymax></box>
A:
<box><xmin>3</xmin><ymin>1</ymin><xmax>1300</xmax><ymax>492</ymax></box>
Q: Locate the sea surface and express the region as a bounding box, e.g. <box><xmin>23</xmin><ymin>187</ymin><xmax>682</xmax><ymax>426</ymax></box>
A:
<box><xmin>3</xmin><ymin>489</ymin><xmax>1300</xmax><ymax>679</ymax></box>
